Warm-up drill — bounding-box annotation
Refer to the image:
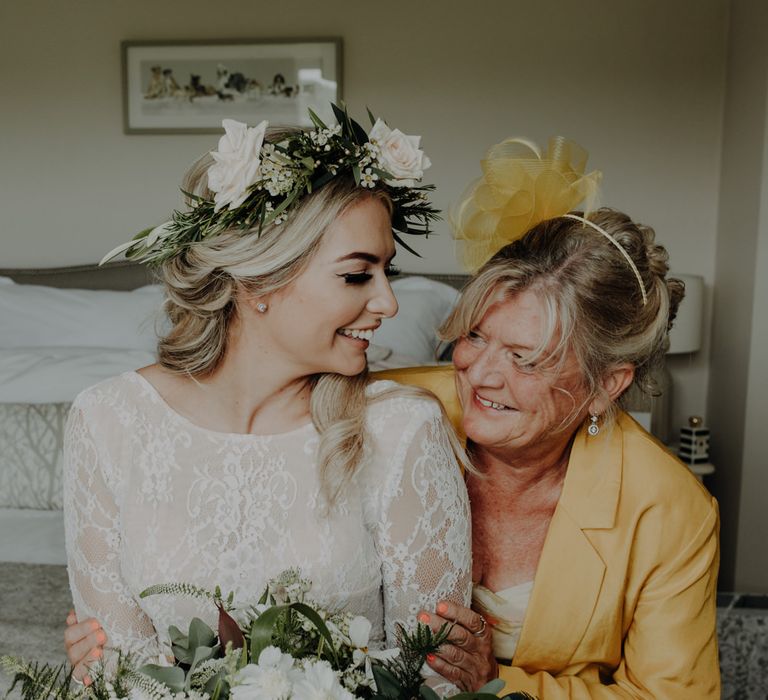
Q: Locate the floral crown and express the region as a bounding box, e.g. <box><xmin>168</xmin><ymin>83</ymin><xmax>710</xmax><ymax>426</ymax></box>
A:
<box><xmin>102</xmin><ymin>104</ymin><xmax>438</xmax><ymax>266</ymax></box>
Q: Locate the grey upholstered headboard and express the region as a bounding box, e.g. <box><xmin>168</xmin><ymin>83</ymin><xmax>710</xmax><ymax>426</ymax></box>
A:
<box><xmin>0</xmin><ymin>262</ymin><xmax>156</xmax><ymax>290</ymax></box>
<box><xmin>0</xmin><ymin>262</ymin><xmax>470</xmax><ymax>292</ymax></box>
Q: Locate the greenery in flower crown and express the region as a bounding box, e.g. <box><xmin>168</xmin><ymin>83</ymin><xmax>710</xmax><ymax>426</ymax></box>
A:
<box><xmin>102</xmin><ymin>104</ymin><xmax>440</xmax><ymax>267</ymax></box>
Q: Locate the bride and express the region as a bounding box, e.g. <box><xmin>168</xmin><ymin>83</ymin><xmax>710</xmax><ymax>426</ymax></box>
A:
<box><xmin>62</xmin><ymin>112</ymin><xmax>471</xmax><ymax>686</ymax></box>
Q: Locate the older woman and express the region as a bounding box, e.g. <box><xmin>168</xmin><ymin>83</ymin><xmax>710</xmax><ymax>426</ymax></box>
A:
<box><xmin>392</xmin><ymin>207</ymin><xmax>720</xmax><ymax>698</ymax></box>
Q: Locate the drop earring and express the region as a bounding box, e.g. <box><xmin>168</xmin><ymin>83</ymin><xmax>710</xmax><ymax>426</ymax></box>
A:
<box><xmin>256</xmin><ymin>302</ymin><xmax>268</xmax><ymax>313</ymax></box>
<box><xmin>588</xmin><ymin>414</ymin><xmax>600</xmax><ymax>436</ymax></box>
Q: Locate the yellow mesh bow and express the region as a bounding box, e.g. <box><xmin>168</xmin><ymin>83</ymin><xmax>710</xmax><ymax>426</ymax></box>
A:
<box><xmin>451</xmin><ymin>137</ymin><xmax>602</xmax><ymax>272</ymax></box>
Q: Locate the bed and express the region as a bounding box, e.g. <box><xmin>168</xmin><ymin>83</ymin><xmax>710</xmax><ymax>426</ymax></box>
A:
<box><xmin>0</xmin><ymin>261</ymin><xmax>469</xmax><ymax>566</ymax></box>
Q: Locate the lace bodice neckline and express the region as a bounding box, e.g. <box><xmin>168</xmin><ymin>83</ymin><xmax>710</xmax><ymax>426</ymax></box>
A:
<box><xmin>129</xmin><ymin>370</ymin><xmax>316</xmax><ymax>439</ymax></box>
<box><xmin>64</xmin><ymin>371</ymin><xmax>472</xmax><ymax>697</ymax></box>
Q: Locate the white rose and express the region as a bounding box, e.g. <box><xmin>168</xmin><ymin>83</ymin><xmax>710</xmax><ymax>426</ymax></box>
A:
<box><xmin>368</xmin><ymin>118</ymin><xmax>431</xmax><ymax>187</ymax></box>
<box><xmin>207</xmin><ymin>119</ymin><xmax>268</xmax><ymax>212</ymax></box>
<box><xmin>232</xmin><ymin>649</ymin><xmax>295</xmax><ymax>700</ymax></box>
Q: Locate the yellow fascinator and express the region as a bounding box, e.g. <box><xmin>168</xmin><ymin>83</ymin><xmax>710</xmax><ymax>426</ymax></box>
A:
<box><xmin>451</xmin><ymin>136</ymin><xmax>602</xmax><ymax>272</ymax></box>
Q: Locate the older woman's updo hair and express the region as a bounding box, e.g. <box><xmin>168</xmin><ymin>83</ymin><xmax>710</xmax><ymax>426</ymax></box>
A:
<box><xmin>155</xmin><ymin>130</ymin><xmax>395</xmax><ymax>503</ymax></box>
<box><xmin>441</xmin><ymin>208</ymin><xmax>685</xmax><ymax>427</ymax></box>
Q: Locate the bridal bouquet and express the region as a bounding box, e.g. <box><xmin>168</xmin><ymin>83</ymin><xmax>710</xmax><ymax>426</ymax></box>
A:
<box><xmin>2</xmin><ymin>570</ymin><xmax>532</xmax><ymax>700</ymax></box>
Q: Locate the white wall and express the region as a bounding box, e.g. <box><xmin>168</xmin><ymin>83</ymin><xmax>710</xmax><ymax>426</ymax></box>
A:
<box><xmin>0</xmin><ymin>0</ymin><xmax>728</xmax><ymax>444</ymax></box>
<box><xmin>724</xmin><ymin>0</ymin><xmax>768</xmax><ymax>592</ymax></box>
<box><xmin>707</xmin><ymin>0</ymin><xmax>768</xmax><ymax>592</ymax></box>
<box><xmin>735</xmin><ymin>119</ymin><xmax>768</xmax><ymax>591</ymax></box>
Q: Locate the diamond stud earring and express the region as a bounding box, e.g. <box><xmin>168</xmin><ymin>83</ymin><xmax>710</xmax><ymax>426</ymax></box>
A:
<box><xmin>256</xmin><ymin>302</ymin><xmax>268</xmax><ymax>313</ymax></box>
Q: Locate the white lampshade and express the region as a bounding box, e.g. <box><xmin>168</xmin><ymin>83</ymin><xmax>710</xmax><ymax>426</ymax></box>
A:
<box><xmin>668</xmin><ymin>273</ymin><xmax>704</xmax><ymax>354</ymax></box>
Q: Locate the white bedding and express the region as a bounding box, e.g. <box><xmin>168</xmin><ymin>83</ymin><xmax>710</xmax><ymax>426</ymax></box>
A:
<box><xmin>0</xmin><ymin>348</ymin><xmax>156</xmax><ymax>403</ymax></box>
<box><xmin>0</xmin><ymin>508</ymin><xmax>65</xmax><ymax>565</ymax></box>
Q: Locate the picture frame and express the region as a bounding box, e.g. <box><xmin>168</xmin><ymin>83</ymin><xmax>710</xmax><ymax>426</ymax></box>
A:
<box><xmin>121</xmin><ymin>38</ymin><xmax>343</xmax><ymax>134</ymax></box>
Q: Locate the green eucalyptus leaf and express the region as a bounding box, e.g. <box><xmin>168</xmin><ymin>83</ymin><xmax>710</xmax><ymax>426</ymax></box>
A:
<box><xmin>189</xmin><ymin>645</ymin><xmax>215</xmax><ymax>670</ymax></box>
<box><xmin>137</xmin><ymin>664</ymin><xmax>185</xmax><ymax>693</ymax></box>
<box><xmin>367</xmin><ymin>107</ymin><xmax>377</xmax><ymax>127</ymax></box>
<box><xmin>371</xmin><ymin>664</ymin><xmax>402</xmax><ymax>698</ymax></box>
<box><xmin>168</xmin><ymin>625</ymin><xmax>186</xmax><ymax>643</ymax></box>
<box><xmin>172</xmin><ymin>644</ymin><xmax>193</xmax><ymax>664</ymax></box>
<box><xmin>188</xmin><ymin>617</ymin><xmax>216</xmax><ymax>650</ymax></box>
<box><xmin>419</xmin><ymin>685</ymin><xmax>441</xmax><ymax>700</ymax></box>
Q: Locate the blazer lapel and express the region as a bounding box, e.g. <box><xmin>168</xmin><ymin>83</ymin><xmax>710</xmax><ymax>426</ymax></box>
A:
<box><xmin>512</xmin><ymin>419</ymin><xmax>624</xmax><ymax>670</ymax></box>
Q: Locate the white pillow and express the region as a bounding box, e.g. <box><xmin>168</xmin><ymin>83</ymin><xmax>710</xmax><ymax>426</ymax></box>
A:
<box><xmin>0</xmin><ymin>347</ymin><xmax>156</xmax><ymax>403</ymax></box>
<box><xmin>0</xmin><ymin>283</ymin><xmax>166</xmax><ymax>350</ymax></box>
<box><xmin>374</xmin><ymin>276</ymin><xmax>459</xmax><ymax>363</ymax></box>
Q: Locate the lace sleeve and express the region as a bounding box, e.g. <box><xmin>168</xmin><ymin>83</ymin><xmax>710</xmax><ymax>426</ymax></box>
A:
<box><xmin>373</xmin><ymin>400</ymin><xmax>472</xmax><ymax>645</ymax></box>
<box><xmin>63</xmin><ymin>400</ymin><xmax>163</xmax><ymax>667</ymax></box>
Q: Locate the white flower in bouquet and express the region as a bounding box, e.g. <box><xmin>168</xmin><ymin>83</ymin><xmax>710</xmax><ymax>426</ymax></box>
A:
<box><xmin>290</xmin><ymin>659</ymin><xmax>356</xmax><ymax>700</ymax></box>
<box><xmin>268</xmin><ymin>568</ymin><xmax>312</xmax><ymax>604</ymax></box>
<box><xmin>231</xmin><ymin>646</ymin><xmax>295</xmax><ymax>700</ymax></box>
<box><xmin>128</xmin><ymin>688</ymin><xmax>208</xmax><ymax>700</ymax></box>
<box><xmin>348</xmin><ymin>615</ymin><xmax>400</xmax><ymax>679</ymax></box>
<box><xmin>368</xmin><ymin>119</ymin><xmax>431</xmax><ymax>187</ymax></box>
<box><xmin>208</xmin><ymin>119</ymin><xmax>268</xmax><ymax>212</ymax></box>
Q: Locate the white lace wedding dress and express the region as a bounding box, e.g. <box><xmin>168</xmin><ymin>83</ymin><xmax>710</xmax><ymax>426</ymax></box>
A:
<box><xmin>63</xmin><ymin>372</ymin><xmax>471</xmax><ymax>673</ymax></box>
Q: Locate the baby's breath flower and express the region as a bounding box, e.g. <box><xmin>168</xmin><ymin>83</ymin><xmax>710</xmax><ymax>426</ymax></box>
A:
<box><xmin>361</xmin><ymin>168</ymin><xmax>379</xmax><ymax>189</ymax></box>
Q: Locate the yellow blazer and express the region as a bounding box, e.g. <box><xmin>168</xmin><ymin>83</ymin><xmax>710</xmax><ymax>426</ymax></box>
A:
<box><xmin>373</xmin><ymin>366</ymin><xmax>720</xmax><ymax>699</ymax></box>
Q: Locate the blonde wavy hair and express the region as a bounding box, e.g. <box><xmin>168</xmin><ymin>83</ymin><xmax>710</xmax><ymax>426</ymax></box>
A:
<box><xmin>441</xmin><ymin>208</ymin><xmax>685</xmax><ymax>431</ymax></box>
<box><xmin>157</xmin><ymin>137</ymin><xmax>466</xmax><ymax>503</ymax></box>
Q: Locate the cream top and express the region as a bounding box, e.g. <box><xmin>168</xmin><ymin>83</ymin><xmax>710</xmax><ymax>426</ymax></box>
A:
<box><xmin>63</xmin><ymin>372</ymin><xmax>472</xmax><ymax>672</ymax></box>
<box><xmin>473</xmin><ymin>580</ymin><xmax>534</xmax><ymax>661</ymax></box>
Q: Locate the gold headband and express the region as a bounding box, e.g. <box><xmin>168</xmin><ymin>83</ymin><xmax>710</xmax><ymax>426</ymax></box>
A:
<box><xmin>562</xmin><ymin>214</ymin><xmax>648</xmax><ymax>305</ymax></box>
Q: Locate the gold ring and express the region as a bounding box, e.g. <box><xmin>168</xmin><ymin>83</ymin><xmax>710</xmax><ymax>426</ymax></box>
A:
<box><xmin>472</xmin><ymin>615</ymin><xmax>487</xmax><ymax>637</ymax></box>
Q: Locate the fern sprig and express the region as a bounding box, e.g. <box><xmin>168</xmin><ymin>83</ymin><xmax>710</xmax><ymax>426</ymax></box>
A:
<box><xmin>0</xmin><ymin>656</ymin><xmax>81</xmax><ymax>700</ymax></box>
<box><xmin>139</xmin><ymin>582</ymin><xmax>233</xmax><ymax>610</ymax></box>
<box><xmin>373</xmin><ymin>622</ymin><xmax>452</xmax><ymax>698</ymax></box>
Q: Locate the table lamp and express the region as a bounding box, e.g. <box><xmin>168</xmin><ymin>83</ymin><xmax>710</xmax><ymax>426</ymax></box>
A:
<box><xmin>625</xmin><ymin>274</ymin><xmax>704</xmax><ymax>442</ymax></box>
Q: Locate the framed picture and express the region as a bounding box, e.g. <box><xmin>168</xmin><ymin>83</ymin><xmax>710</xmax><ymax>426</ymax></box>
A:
<box><xmin>121</xmin><ymin>38</ymin><xmax>342</xmax><ymax>134</ymax></box>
